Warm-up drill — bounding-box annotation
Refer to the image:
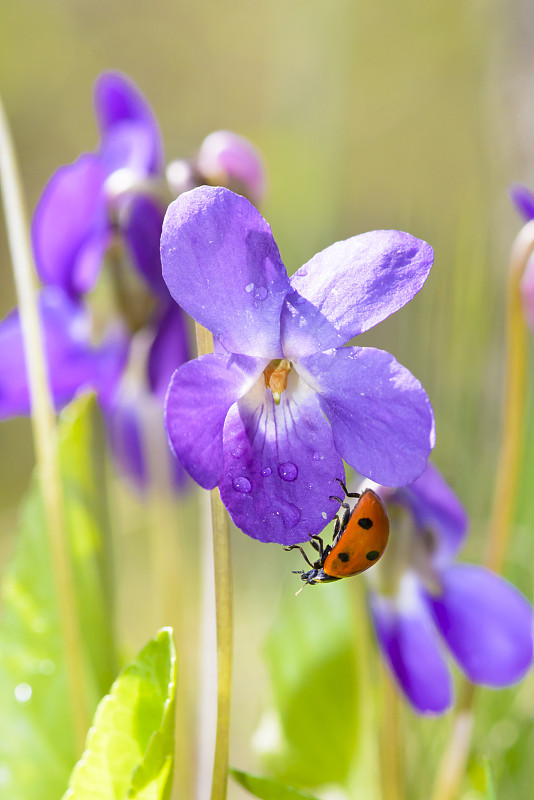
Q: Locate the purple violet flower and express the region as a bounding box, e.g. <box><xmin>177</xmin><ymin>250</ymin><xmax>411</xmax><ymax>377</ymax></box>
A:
<box><xmin>162</xmin><ymin>186</ymin><xmax>436</xmax><ymax>544</ymax></box>
<box><xmin>0</xmin><ymin>72</ymin><xmax>189</xmax><ymax>491</ymax></box>
<box><xmin>367</xmin><ymin>464</ymin><xmax>533</xmax><ymax>713</ymax></box>
<box><xmin>509</xmin><ymin>183</ymin><xmax>534</xmax><ymax>330</ymax></box>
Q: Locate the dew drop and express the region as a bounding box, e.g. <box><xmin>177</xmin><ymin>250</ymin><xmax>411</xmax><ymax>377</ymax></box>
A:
<box><xmin>14</xmin><ymin>683</ymin><xmax>32</xmax><ymax>703</ymax></box>
<box><xmin>254</xmin><ymin>286</ymin><xmax>268</xmax><ymax>301</ymax></box>
<box><xmin>312</xmin><ymin>451</ymin><xmax>323</xmax><ymax>461</ymax></box>
<box><xmin>233</xmin><ymin>475</ymin><xmax>252</xmax><ymax>493</ymax></box>
<box><xmin>278</xmin><ymin>462</ymin><xmax>298</xmax><ymax>481</ymax></box>
<box><xmin>245</xmin><ymin>282</ymin><xmax>255</xmax><ymax>293</ymax></box>
<box><xmin>295</xmin><ymin>295</ymin><xmax>306</xmax><ymax>305</ymax></box>
<box><xmin>322</xmin><ymin>511</ymin><xmax>328</xmax><ymax>520</ymax></box>
<box><xmin>296</xmin><ymin>267</ymin><xmax>308</xmax><ymax>277</ymax></box>
<box><xmin>261</xmin><ymin>467</ymin><xmax>272</xmax><ymax>477</ymax></box>
<box><xmin>277</xmin><ymin>500</ymin><xmax>301</xmax><ymax>528</ymax></box>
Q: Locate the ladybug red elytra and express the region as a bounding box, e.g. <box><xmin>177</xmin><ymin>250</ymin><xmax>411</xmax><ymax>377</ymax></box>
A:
<box><xmin>285</xmin><ymin>478</ymin><xmax>389</xmax><ymax>589</ymax></box>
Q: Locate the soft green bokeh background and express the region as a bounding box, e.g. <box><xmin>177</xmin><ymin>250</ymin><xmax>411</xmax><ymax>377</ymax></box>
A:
<box><xmin>1</xmin><ymin>1</ymin><xmax>534</xmax><ymax>798</ymax></box>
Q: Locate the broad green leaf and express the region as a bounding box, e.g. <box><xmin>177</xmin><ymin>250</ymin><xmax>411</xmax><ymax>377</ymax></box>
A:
<box><xmin>64</xmin><ymin>627</ymin><xmax>177</xmax><ymax>800</ymax></box>
<box><xmin>230</xmin><ymin>768</ymin><xmax>320</xmax><ymax>800</ymax></box>
<box><xmin>259</xmin><ymin>579</ymin><xmax>358</xmax><ymax>787</ymax></box>
<box><xmin>0</xmin><ymin>395</ymin><xmax>116</xmax><ymax>799</ymax></box>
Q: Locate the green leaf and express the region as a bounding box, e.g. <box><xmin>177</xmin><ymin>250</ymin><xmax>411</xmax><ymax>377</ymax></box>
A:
<box><xmin>0</xmin><ymin>395</ymin><xmax>116</xmax><ymax>799</ymax></box>
<box><xmin>259</xmin><ymin>579</ymin><xmax>359</xmax><ymax>787</ymax></box>
<box><xmin>230</xmin><ymin>768</ymin><xmax>320</xmax><ymax>800</ymax></box>
<box><xmin>64</xmin><ymin>628</ymin><xmax>177</xmax><ymax>800</ymax></box>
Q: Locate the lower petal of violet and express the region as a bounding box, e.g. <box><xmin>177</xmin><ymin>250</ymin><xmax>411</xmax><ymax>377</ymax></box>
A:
<box><xmin>0</xmin><ymin>288</ymin><xmax>122</xmax><ymax>418</ymax></box>
<box><xmin>219</xmin><ymin>379</ymin><xmax>344</xmax><ymax>544</ymax></box>
<box><xmin>122</xmin><ymin>194</ymin><xmax>168</xmax><ymax>297</ymax></box>
<box><xmin>425</xmin><ymin>564</ymin><xmax>534</xmax><ymax>687</ymax></box>
<box><xmin>369</xmin><ymin>574</ymin><xmax>453</xmax><ymax>714</ymax></box>
<box><xmin>299</xmin><ymin>346</ymin><xmax>435</xmax><ymax>487</ymax></box>
<box><xmin>165</xmin><ymin>352</ymin><xmax>265</xmax><ymax>490</ymax></box>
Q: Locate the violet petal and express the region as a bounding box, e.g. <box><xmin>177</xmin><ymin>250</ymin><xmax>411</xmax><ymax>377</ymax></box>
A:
<box><xmin>219</xmin><ymin>378</ymin><xmax>343</xmax><ymax>544</ymax></box>
<box><xmin>392</xmin><ymin>463</ymin><xmax>468</xmax><ymax>566</ymax></box>
<box><xmin>122</xmin><ymin>194</ymin><xmax>168</xmax><ymax>296</ymax></box>
<box><xmin>93</xmin><ymin>71</ymin><xmax>163</xmax><ymax>174</ymax></box>
<box><xmin>165</xmin><ymin>352</ymin><xmax>265</xmax><ymax>489</ymax></box>
<box><xmin>369</xmin><ymin>575</ymin><xmax>452</xmax><ymax>714</ymax></box>
<box><xmin>147</xmin><ymin>304</ymin><xmax>191</xmax><ymax>402</ymax></box>
<box><xmin>161</xmin><ymin>186</ymin><xmax>290</xmax><ymax>359</ymax></box>
<box><xmin>299</xmin><ymin>346</ymin><xmax>435</xmax><ymax>486</ymax></box>
<box><xmin>509</xmin><ymin>183</ymin><xmax>534</xmax><ymax>222</ymax></box>
<box><xmin>282</xmin><ymin>230</ymin><xmax>433</xmax><ymax>356</ymax></box>
<box><xmin>426</xmin><ymin>564</ymin><xmax>534</xmax><ymax>686</ymax></box>
<box><xmin>31</xmin><ymin>154</ymin><xmax>109</xmax><ymax>297</ymax></box>
<box><xmin>0</xmin><ymin>288</ymin><xmax>122</xmax><ymax>418</ymax></box>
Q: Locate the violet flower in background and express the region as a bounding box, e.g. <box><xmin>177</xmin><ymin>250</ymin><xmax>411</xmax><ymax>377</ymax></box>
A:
<box><xmin>367</xmin><ymin>463</ymin><xmax>533</xmax><ymax>713</ymax></box>
<box><xmin>509</xmin><ymin>183</ymin><xmax>534</xmax><ymax>330</ymax></box>
<box><xmin>162</xmin><ymin>185</ymin><xmax>435</xmax><ymax>544</ymax></box>
<box><xmin>0</xmin><ymin>71</ymin><xmax>265</xmax><ymax>492</ymax></box>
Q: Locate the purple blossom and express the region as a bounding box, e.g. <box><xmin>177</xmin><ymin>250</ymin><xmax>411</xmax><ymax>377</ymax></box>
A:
<box><xmin>368</xmin><ymin>464</ymin><xmax>533</xmax><ymax>713</ymax></box>
<box><xmin>509</xmin><ymin>184</ymin><xmax>534</xmax><ymax>330</ymax></box>
<box><xmin>162</xmin><ymin>186</ymin><xmax>435</xmax><ymax>544</ymax></box>
<box><xmin>0</xmin><ymin>72</ymin><xmax>189</xmax><ymax>491</ymax></box>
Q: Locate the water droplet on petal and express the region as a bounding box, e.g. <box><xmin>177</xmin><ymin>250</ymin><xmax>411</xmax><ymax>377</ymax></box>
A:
<box><xmin>254</xmin><ymin>286</ymin><xmax>268</xmax><ymax>301</ymax></box>
<box><xmin>295</xmin><ymin>295</ymin><xmax>306</xmax><ymax>305</ymax></box>
<box><xmin>312</xmin><ymin>451</ymin><xmax>323</xmax><ymax>461</ymax></box>
<box><xmin>296</xmin><ymin>267</ymin><xmax>308</xmax><ymax>277</ymax></box>
<box><xmin>322</xmin><ymin>511</ymin><xmax>328</xmax><ymax>520</ymax></box>
<box><xmin>233</xmin><ymin>476</ymin><xmax>252</xmax><ymax>493</ymax></box>
<box><xmin>278</xmin><ymin>462</ymin><xmax>298</xmax><ymax>481</ymax></box>
<box><xmin>278</xmin><ymin>501</ymin><xmax>301</xmax><ymax>528</ymax></box>
<box><xmin>261</xmin><ymin>467</ymin><xmax>272</xmax><ymax>477</ymax></box>
<box><xmin>14</xmin><ymin>683</ymin><xmax>32</xmax><ymax>703</ymax></box>
<box><xmin>245</xmin><ymin>282</ymin><xmax>255</xmax><ymax>293</ymax></box>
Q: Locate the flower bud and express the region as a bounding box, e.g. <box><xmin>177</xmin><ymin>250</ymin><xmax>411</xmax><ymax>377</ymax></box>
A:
<box><xmin>196</xmin><ymin>130</ymin><xmax>266</xmax><ymax>206</ymax></box>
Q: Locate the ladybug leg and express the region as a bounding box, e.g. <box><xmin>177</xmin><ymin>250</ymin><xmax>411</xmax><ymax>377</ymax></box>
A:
<box><xmin>329</xmin><ymin>494</ymin><xmax>344</xmax><ymax>504</ymax></box>
<box><xmin>283</xmin><ymin>544</ymin><xmax>315</xmax><ymax>568</ymax></box>
<box><xmin>334</xmin><ymin>477</ymin><xmax>360</xmax><ymax>499</ymax></box>
<box><xmin>309</xmin><ymin>534</ymin><xmax>324</xmax><ymax>559</ymax></box>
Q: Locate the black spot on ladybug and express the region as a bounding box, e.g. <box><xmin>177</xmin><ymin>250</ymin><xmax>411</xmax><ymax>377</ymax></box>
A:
<box><xmin>358</xmin><ymin>517</ymin><xmax>373</xmax><ymax>530</ymax></box>
<box><xmin>337</xmin><ymin>552</ymin><xmax>350</xmax><ymax>562</ymax></box>
<box><xmin>366</xmin><ymin>550</ymin><xmax>379</xmax><ymax>561</ymax></box>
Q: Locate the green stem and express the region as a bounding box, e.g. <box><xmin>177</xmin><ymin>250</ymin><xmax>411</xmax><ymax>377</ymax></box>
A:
<box><xmin>380</xmin><ymin>664</ymin><xmax>403</xmax><ymax>800</ymax></box>
<box><xmin>194</xmin><ymin>322</ymin><xmax>233</xmax><ymax>800</ymax></box>
<box><xmin>430</xmin><ymin>220</ymin><xmax>534</xmax><ymax>800</ymax></box>
<box><xmin>0</xmin><ymin>98</ymin><xmax>89</xmax><ymax>750</ymax></box>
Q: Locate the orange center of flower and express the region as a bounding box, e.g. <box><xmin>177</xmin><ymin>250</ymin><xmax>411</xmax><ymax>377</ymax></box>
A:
<box><xmin>263</xmin><ymin>359</ymin><xmax>292</xmax><ymax>405</ymax></box>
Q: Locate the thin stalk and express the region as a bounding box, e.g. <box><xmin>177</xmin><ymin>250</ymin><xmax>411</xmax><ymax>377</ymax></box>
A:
<box><xmin>0</xmin><ymin>98</ymin><xmax>89</xmax><ymax>750</ymax></box>
<box><xmin>380</xmin><ymin>663</ymin><xmax>403</xmax><ymax>800</ymax></box>
<box><xmin>430</xmin><ymin>220</ymin><xmax>534</xmax><ymax>800</ymax></box>
<box><xmin>195</xmin><ymin>322</ymin><xmax>233</xmax><ymax>800</ymax></box>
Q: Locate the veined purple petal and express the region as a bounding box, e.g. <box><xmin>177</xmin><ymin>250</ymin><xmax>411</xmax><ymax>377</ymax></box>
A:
<box><xmin>122</xmin><ymin>194</ymin><xmax>168</xmax><ymax>296</ymax></box>
<box><xmin>165</xmin><ymin>352</ymin><xmax>265</xmax><ymax>489</ymax></box>
<box><xmin>369</xmin><ymin>575</ymin><xmax>452</xmax><ymax>714</ymax></box>
<box><xmin>392</xmin><ymin>463</ymin><xmax>468</xmax><ymax>565</ymax></box>
<box><xmin>94</xmin><ymin>71</ymin><xmax>163</xmax><ymax>174</ymax></box>
<box><xmin>32</xmin><ymin>154</ymin><xmax>109</xmax><ymax>297</ymax></box>
<box><xmin>161</xmin><ymin>187</ymin><xmax>291</xmax><ymax>359</ymax></box>
<box><xmin>282</xmin><ymin>231</ymin><xmax>433</xmax><ymax>356</ymax></box>
<box><xmin>509</xmin><ymin>183</ymin><xmax>534</xmax><ymax>222</ymax></box>
<box><xmin>426</xmin><ymin>565</ymin><xmax>533</xmax><ymax>687</ymax></box>
<box><xmin>298</xmin><ymin>347</ymin><xmax>435</xmax><ymax>487</ymax></box>
<box><xmin>0</xmin><ymin>288</ymin><xmax>121</xmax><ymax>418</ymax></box>
<box><xmin>147</xmin><ymin>304</ymin><xmax>191</xmax><ymax>401</ymax></box>
<box><xmin>219</xmin><ymin>377</ymin><xmax>344</xmax><ymax>544</ymax></box>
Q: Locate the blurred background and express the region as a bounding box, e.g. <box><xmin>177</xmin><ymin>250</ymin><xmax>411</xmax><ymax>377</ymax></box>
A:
<box><xmin>1</xmin><ymin>0</ymin><xmax>534</xmax><ymax>798</ymax></box>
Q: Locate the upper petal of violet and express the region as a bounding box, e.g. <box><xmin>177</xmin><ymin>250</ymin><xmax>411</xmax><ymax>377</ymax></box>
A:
<box><xmin>282</xmin><ymin>230</ymin><xmax>433</xmax><ymax>356</ymax></box>
<box><xmin>509</xmin><ymin>183</ymin><xmax>534</xmax><ymax>222</ymax></box>
<box><xmin>32</xmin><ymin>154</ymin><xmax>109</xmax><ymax>297</ymax></box>
<box><xmin>93</xmin><ymin>71</ymin><xmax>164</xmax><ymax>175</ymax></box>
<box><xmin>165</xmin><ymin>352</ymin><xmax>265</xmax><ymax>490</ymax></box>
<box><xmin>426</xmin><ymin>564</ymin><xmax>533</xmax><ymax>687</ymax></box>
<box><xmin>298</xmin><ymin>346</ymin><xmax>435</xmax><ymax>487</ymax></box>
<box><xmin>161</xmin><ymin>187</ymin><xmax>291</xmax><ymax>358</ymax></box>
<box><xmin>219</xmin><ymin>378</ymin><xmax>343</xmax><ymax>544</ymax></box>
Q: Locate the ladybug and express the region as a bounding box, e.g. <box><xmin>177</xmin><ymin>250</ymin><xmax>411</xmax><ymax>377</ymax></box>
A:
<box><xmin>284</xmin><ymin>478</ymin><xmax>389</xmax><ymax>588</ymax></box>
